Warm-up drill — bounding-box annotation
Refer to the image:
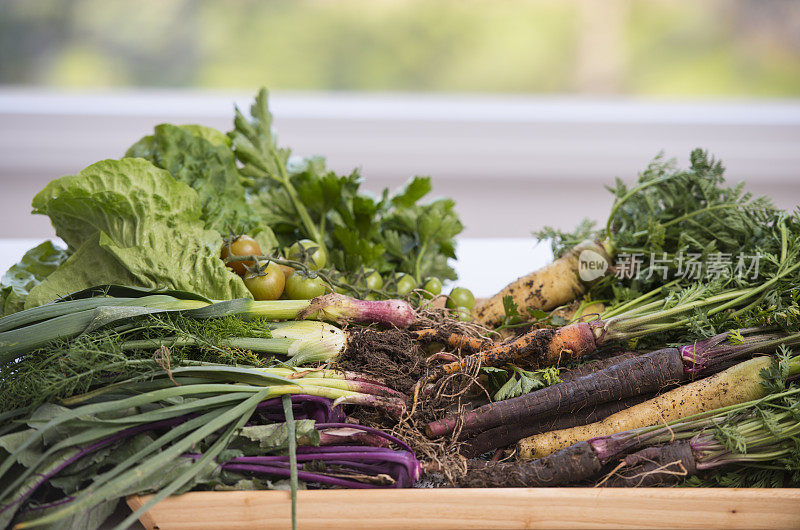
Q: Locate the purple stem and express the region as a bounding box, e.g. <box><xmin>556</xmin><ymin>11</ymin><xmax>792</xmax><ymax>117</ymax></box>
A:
<box><xmin>318</xmin><ymin>430</ymin><xmax>390</xmax><ymax>448</ymax></box>
<box><xmin>296</xmin><ymin>445</ymin><xmax>393</xmax><ymax>454</ymax></box>
<box><xmin>320</xmin><ymin>460</ymin><xmax>390</xmax><ymax>475</ymax></box>
<box><xmin>315</xmin><ymin>423</ymin><xmax>414</xmax><ymax>453</ymax></box>
<box><xmin>347</xmin><ymin>382</ymin><xmax>409</xmax><ymax>401</ymax></box>
<box><xmin>223</xmin><ymin>464</ymin><xmax>379</xmax><ymax>489</ymax></box>
<box><xmin>229</xmin><ymin>452</ymin><xmax>415</xmax><ymax>466</ymax></box>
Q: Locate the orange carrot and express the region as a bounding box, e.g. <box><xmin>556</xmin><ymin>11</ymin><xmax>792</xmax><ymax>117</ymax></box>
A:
<box><xmin>434</xmin><ymin>322</ymin><xmax>599</xmax><ymax>377</ymax></box>
<box><xmin>410</xmin><ymin>328</ymin><xmax>492</xmax><ymax>352</ymax></box>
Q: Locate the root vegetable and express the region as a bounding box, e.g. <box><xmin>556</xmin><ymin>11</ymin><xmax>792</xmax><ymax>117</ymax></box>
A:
<box><xmin>516</xmin><ymin>355</ymin><xmax>773</xmax><ymax>460</ymax></box>
<box><xmin>427</xmin><ymin>347</ymin><xmax>685</xmax><ymax>438</ymax></box>
<box><xmin>434</xmin><ymin>321</ymin><xmax>600</xmax><ymax>377</ymax></box>
<box><xmin>472</xmin><ymin>240</ymin><xmax>612</xmax><ymax>327</ymax></box>
<box><xmin>456</xmin><ymin>441</ymin><xmax>602</xmax><ymax>487</ymax></box>
<box><xmin>410</xmin><ymin>328</ymin><xmax>491</xmax><ymax>352</ymax></box>
<box><xmin>557</xmin><ymin>351</ymin><xmax>639</xmax><ymax>383</ymax></box>
<box><xmin>459</xmin><ymin>393</ymin><xmax>654</xmax><ymax>458</ymax></box>
<box><xmin>599</xmin><ymin>442</ymin><xmax>697</xmax><ymax>487</ymax></box>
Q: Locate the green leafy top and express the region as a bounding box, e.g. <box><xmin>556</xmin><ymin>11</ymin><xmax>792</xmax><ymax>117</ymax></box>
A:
<box><xmin>483</xmin><ymin>365</ymin><xmax>561</xmax><ymax>402</ymax></box>
<box><xmin>1</xmin><ymin>88</ymin><xmax>462</xmax><ymax>313</ymax></box>
<box><xmin>536</xmin><ymin>149</ymin><xmax>775</xmax><ymax>292</ymax></box>
<box><xmin>0</xmin><ymin>241</ymin><xmax>69</xmax><ymax>316</ymax></box>
<box><xmin>126</xmin><ymin>123</ymin><xmax>272</xmax><ymax>244</ymax></box>
<box><xmin>230</xmin><ymin>88</ymin><xmax>462</xmax><ymax>283</ymax></box>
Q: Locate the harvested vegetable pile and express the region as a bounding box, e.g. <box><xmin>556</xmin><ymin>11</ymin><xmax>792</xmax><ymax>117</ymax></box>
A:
<box><xmin>1</xmin><ymin>89</ymin><xmax>799</xmax><ymax>529</ymax></box>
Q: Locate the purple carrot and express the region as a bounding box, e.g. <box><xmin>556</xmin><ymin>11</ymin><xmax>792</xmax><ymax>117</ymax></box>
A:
<box><xmin>459</xmin><ymin>393</ymin><xmax>654</xmax><ymax>457</ymax></box>
<box><xmin>427</xmin><ymin>347</ymin><xmax>688</xmax><ymax>438</ymax></box>
<box><xmin>598</xmin><ymin>441</ymin><xmax>698</xmax><ymax>487</ymax></box>
<box><xmin>557</xmin><ymin>352</ymin><xmax>640</xmax><ymax>383</ymax></box>
<box><xmin>456</xmin><ymin>441</ymin><xmax>603</xmax><ymax>487</ymax></box>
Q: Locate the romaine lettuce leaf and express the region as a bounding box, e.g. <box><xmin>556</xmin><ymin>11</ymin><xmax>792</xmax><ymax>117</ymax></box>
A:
<box><xmin>26</xmin><ymin>158</ymin><xmax>250</xmax><ymax>308</ymax></box>
<box><xmin>0</xmin><ymin>241</ymin><xmax>70</xmax><ymax>316</ymax></box>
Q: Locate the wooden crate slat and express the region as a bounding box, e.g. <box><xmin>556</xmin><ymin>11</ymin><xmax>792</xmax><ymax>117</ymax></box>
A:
<box><xmin>127</xmin><ymin>488</ymin><xmax>800</xmax><ymax>530</ymax></box>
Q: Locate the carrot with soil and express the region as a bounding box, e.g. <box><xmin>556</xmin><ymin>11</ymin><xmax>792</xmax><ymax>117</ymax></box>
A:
<box><xmin>516</xmin><ymin>352</ymin><xmax>800</xmax><ymax>460</ymax></box>
<box><xmin>460</xmin><ymin>380</ymin><xmax>800</xmax><ymax>488</ymax></box>
<box><xmin>473</xmin><ymin>150</ymin><xmax>775</xmax><ymax>327</ymax></box>
<box><xmin>410</xmin><ymin>328</ymin><xmax>491</xmax><ymax>353</ymax></box>
<box><xmin>427</xmin><ymin>330</ymin><xmax>800</xmax><ymax>439</ymax></box>
<box><xmin>556</xmin><ymin>351</ymin><xmax>639</xmax><ymax>383</ymax></box>
<box><xmin>459</xmin><ymin>392</ymin><xmax>654</xmax><ymax>458</ymax></box>
<box><xmin>472</xmin><ymin>240</ymin><xmax>613</xmax><ymax>327</ymax></box>
<box><xmin>456</xmin><ymin>441</ymin><xmax>603</xmax><ymax>487</ymax></box>
<box><xmin>428</xmin><ymin>347</ymin><xmax>685</xmax><ymax>438</ymax></box>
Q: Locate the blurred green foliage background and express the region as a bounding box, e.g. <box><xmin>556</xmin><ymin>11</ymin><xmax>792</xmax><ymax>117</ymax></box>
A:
<box><xmin>1</xmin><ymin>0</ymin><xmax>799</xmax><ymax>97</ymax></box>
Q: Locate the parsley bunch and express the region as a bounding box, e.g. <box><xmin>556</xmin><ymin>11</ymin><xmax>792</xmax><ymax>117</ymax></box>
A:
<box><xmin>230</xmin><ymin>89</ymin><xmax>462</xmax><ymax>292</ymax></box>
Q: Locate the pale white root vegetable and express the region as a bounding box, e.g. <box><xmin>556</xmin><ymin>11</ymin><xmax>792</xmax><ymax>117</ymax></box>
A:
<box><xmin>472</xmin><ymin>239</ymin><xmax>612</xmax><ymax>327</ymax></box>
<box><xmin>516</xmin><ymin>355</ymin><xmax>773</xmax><ymax>460</ymax></box>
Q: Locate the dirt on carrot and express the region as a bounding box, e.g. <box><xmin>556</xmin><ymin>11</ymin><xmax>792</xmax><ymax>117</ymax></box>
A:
<box><xmin>338</xmin><ymin>324</ymin><xmax>481</xmax><ymax>485</ymax></box>
<box><xmin>338</xmin><ymin>328</ymin><xmax>426</xmax><ymax>394</ymax></box>
<box><xmin>598</xmin><ymin>442</ymin><xmax>697</xmax><ymax>487</ymax></box>
<box><xmin>457</xmin><ymin>440</ymin><xmax>603</xmax><ymax>487</ymax></box>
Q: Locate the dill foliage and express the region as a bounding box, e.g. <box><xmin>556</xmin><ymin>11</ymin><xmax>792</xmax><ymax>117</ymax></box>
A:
<box><xmin>0</xmin><ymin>314</ymin><xmax>279</xmax><ymax>412</ymax></box>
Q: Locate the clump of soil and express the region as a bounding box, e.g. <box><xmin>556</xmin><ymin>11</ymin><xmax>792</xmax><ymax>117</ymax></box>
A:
<box><xmin>338</xmin><ymin>326</ymin><xmax>486</xmax><ymax>486</ymax></box>
<box><xmin>337</xmin><ymin>327</ymin><xmax>425</xmax><ymax>394</ymax></box>
<box><xmin>336</xmin><ymin>314</ymin><xmax>499</xmax><ymax>486</ymax></box>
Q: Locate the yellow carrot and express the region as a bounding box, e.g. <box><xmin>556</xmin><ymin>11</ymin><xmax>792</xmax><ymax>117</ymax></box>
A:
<box><xmin>516</xmin><ymin>355</ymin><xmax>773</xmax><ymax>460</ymax></box>
<box><xmin>472</xmin><ymin>240</ymin><xmax>612</xmax><ymax>327</ymax></box>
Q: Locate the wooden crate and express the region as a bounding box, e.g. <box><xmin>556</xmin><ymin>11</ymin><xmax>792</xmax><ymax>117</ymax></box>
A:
<box><xmin>128</xmin><ymin>488</ymin><xmax>800</xmax><ymax>529</ymax></box>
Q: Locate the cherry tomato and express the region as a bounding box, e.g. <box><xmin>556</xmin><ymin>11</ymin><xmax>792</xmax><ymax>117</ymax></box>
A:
<box><xmin>278</xmin><ymin>264</ymin><xmax>296</xmax><ymax>282</ymax></box>
<box><xmin>285</xmin><ymin>271</ymin><xmax>328</xmax><ymax>300</ymax></box>
<box><xmin>364</xmin><ymin>269</ymin><xmax>384</xmax><ymax>291</ymax></box>
<box><xmin>395</xmin><ymin>273</ymin><xmax>417</xmax><ymax>296</ymax></box>
<box><xmin>287</xmin><ymin>239</ymin><xmax>327</xmax><ymax>270</ymax></box>
<box><xmin>221</xmin><ymin>235</ymin><xmax>261</xmax><ymax>276</ymax></box>
<box><xmin>446</xmin><ymin>287</ymin><xmax>475</xmax><ymax>310</ymax></box>
<box><xmin>454</xmin><ymin>306</ymin><xmax>472</xmax><ymax>322</ymax></box>
<box><xmin>422</xmin><ymin>277</ymin><xmax>442</xmax><ymax>297</ymax></box>
<box><xmin>243</xmin><ymin>261</ymin><xmax>285</xmax><ymax>300</ymax></box>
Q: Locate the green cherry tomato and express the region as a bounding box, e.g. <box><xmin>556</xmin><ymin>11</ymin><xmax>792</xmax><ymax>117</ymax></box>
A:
<box><xmin>395</xmin><ymin>273</ymin><xmax>417</xmax><ymax>296</ymax></box>
<box><xmin>364</xmin><ymin>269</ymin><xmax>384</xmax><ymax>291</ymax></box>
<box><xmin>287</xmin><ymin>239</ymin><xmax>327</xmax><ymax>270</ymax></box>
<box><xmin>285</xmin><ymin>271</ymin><xmax>328</xmax><ymax>300</ymax></box>
<box><xmin>221</xmin><ymin>235</ymin><xmax>261</xmax><ymax>276</ymax></box>
<box><xmin>455</xmin><ymin>306</ymin><xmax>472</xmax><ymax>322</ymax></box>
<box><xmin>243</xmin><ymin>261</ymin><xmax>285</xmax><ymax>300</ymax></box>
<box><xmin>422</xmin><ymin>277</ymin><xmax>442</xmax><ymax>297</ymax></box>
<box><xmin>446</xmin><ymin>287</ymin><xmax>475</xmax><ymax>310</ymax></box>
<box><xmin>277</xmin><ymin>264</ymin><xmax>296</xmax><ymax>282</ymax></box>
